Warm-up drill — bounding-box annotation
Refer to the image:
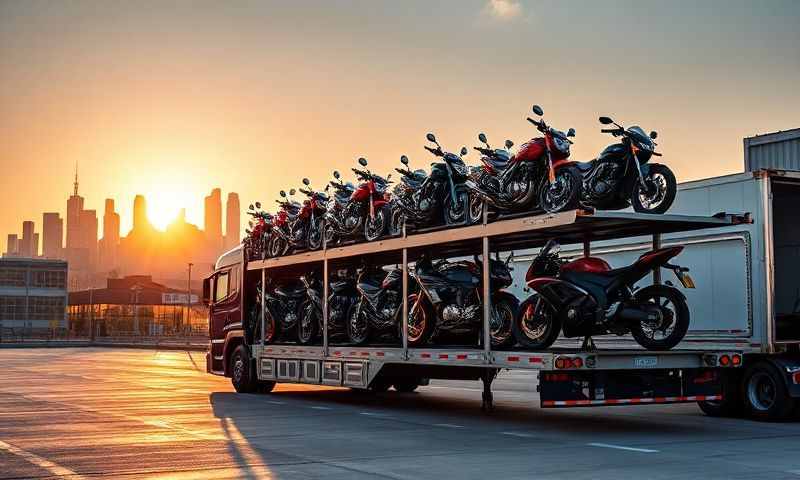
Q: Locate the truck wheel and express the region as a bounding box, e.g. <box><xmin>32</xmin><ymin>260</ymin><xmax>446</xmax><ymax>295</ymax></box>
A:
<box><xmin>741</xmin><ymin>361</ymin><xmax>797</xmax><ymax>421</ymax></box>
<box><xmin>393</xmin><ymin>379</ymin><xmax>419</xmax><ymax>393</ymax></box>
<box><xmin>258</xmin><ymin>381</ymin><xmax>277</xmax><ymax>393</ymax></box>
<box><xmin>697</xmin><ymin>372</ymin><xmax>744</xmax><ymax>417</ymax></box>
<box><xmin>230</xmin><ymin>345</ymin><xmax>259</xmax><ymax>393</ymax></box>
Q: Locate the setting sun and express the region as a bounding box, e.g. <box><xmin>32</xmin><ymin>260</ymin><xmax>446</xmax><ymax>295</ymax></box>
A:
<box><xmin>141</xmin><ymin>182</ymin><xmax>199</xmax><ymax>231</ymax></box>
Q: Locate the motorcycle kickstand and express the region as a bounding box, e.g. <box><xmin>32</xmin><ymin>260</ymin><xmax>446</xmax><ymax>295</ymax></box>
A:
<box><xmin>480</xmin><ymin>369</ymin><xmax>497</xmax><ymax>413</ymax></box>
<box><xmin>580</xmin><ymin>336</ymin><xmax>597</xmax><ymax>352</ymax></box>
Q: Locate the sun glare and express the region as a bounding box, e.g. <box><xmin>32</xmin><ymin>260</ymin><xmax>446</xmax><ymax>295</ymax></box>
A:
<box><xmin>146</xmin><ymin>188</ymin><xmax>193</xmax><ymax>231</ymax></box>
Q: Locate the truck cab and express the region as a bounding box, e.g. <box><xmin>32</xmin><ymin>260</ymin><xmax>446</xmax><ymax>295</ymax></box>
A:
<box><xmin>204</xmin><ymin>247</ymin><xmax>244</xmax><ymax>376</ymax></box>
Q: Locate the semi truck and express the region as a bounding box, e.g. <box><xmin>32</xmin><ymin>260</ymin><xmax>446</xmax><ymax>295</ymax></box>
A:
<box><xmin>203</xmin><ymin>169</ymin><xmax>799</xmax><ymax>420</ymax></box>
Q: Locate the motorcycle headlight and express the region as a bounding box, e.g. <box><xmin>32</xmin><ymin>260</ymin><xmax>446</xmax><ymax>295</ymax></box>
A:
<box><xmin>553</xmin><ymin>137</ymin><xmax>570</xmax><ymax>155</ymax></box>
<box><xmin>452</xmin><ymin>162</ymin><xmax>467</xmax><ymax>176</ymax></box>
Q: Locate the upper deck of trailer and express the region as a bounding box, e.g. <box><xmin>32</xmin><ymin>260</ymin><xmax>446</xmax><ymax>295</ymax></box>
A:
<box><xmin>246</xmin><ymin>209</ymin><xmax>750</xmax><ymax>270</ymax></box>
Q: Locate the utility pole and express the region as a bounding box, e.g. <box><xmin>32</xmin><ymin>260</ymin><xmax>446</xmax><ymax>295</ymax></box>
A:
<box><xmin>186</xmin><ymin>262</ymin><xmax>193</xmax><ymax>336</ymax></box>
<box><xmin>89</xmin><ymin>285</ymin><xmax>94</xmax><ymax>342</ymax></box>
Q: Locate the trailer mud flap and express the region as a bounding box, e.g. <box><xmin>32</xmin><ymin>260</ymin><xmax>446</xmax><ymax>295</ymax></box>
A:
<box><xmin>539</xmin><ymin>369</ymin><xmax>722</xmax><ymax>407</ymax></box>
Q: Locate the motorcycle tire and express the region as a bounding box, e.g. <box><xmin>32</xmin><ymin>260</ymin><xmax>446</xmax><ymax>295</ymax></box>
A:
<box><xmin>297</xmin><ymin>300</ymin><xmax>320</xmax><ymax>345</ymax></box>
<box><xmin>389</xmin><ymin>203</ymin><xmax>405</xmax><ymax>237</ymax></box>
<box><xmin>268</xmin><ymin>235</ymin><xmax>289</xmax><ymax>258</ymax></box>
<box><xmin>401</xmin><ymin>293</ymin><xmax>434</xmax><ymax>347</ymax></box>
<box><xmin>512</xmin><ymin>295</ymin><xmax>561</xmax><ymax>350</ymax></box>
<box><xmin>443</xmin><ymin>191</ymin><xmax>469</xmax><ymax>226</ymax></box>
<box><xmin>467</xmin><ymin>193</ymin><xmax>485</xmax><ymax>225</ymax></box>
<box><xmin>263</xmin><ymin>307</ymin><xmax>280</xmax><ymax>343</ymax></box>
<box><xmin>364</xmin><ymin>205</ymin><xmax>389</xmax><ymax>242</ymax></box>
<box><xmin>630</xmin><ymin>285</ymin><xmax>690</xmax><ymax>351</ymax></box>
<box><xmin>539</xmin><ymin>167</ymin><xmax>581</xmax><ymax>213</ymax></box>
<box><xmin>490</xmin><ymin>292</ymin><xmax>518</xmax><ymax>349</ymax></box>
<box><xmin>307</xmin><ymin>217</ymin><xmax>324</xmax><ymax>250</ymax></box>
<box><xmin>323</xmin><ymin>223</ymin><xmax>339</xmax><ymax>247</ymax></box>
<box><xmin>632</xmin><ymin>163</ymin><xmax>677</xmax><ymax>214</ymax></box>
<box><xmin>347</xmin><ymin>300</ymin><xmax>371</xmax><ymax>345</ymax></box>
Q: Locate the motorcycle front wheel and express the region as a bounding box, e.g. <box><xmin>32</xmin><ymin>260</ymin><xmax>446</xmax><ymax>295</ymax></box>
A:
<box><xmin>389</xmin><ymin>204</ymin><xmax>405</xmax><ymax>237</ymax></box>
<box><xmin>297</xmin><ymin>300</ymin><xmax>320</xmax><ymax>345</ymax></box>
<box><xmin>268</xmin><ymin>235</ymin><xmax>289</xmax><ymax>258</ymax></box>
<box><xmin>630</xmin><ymin>285</ymin><xmax>690</xmax><ymax>351</ymax></box>
<box><xmin>401</xmin><ymin>294</ymin><xmax>434</xmax><ymax>347</ymax></box>
<box><xmin>347</xmin><ymin>300</ymin><xmax>370</xmax><ymax>345</ymax></box>
<box><xmin>364</xmin><ymin>205</ymin><xmax>388</xmax><ymax>241</ymax></box>
<box><xmin>307</xmin><ymin>217</ymin><xmax>323</xmax><ymax>250</ymax></box>
<box><xmin>632</xmin><ymin>163</ymin><xmax>677</xmax><ymax>214</ymax></box>
<box><xmin>323</xmin><ymin>223</ymin><xmax>339</xmax><ymax>247</ymax></box>
<box><xmin>468</xmin><ymin>193</ymin><xmax>485</xmax><ymax>224</ymax></box>
<box><xmin>263</xmin><ymin>307</ymin><xmax>280</xmax><ymax>343</ymax></box>
<box><xmin>444</xmin><ymin>191</ymin><xmax>469</xmax><ymax>226</ymax></box>
<box><xmin>539</xmin><ymin>167</ymin><xmax>581</xmax><ymax>213</ymax></box>
<box><xmin>490</xmin><ymin>293</ymin><xmax>518</xmax><ymax>349</ymax></box>
<box><xmin>512</xmin><ymin>295</ymin><xmax>561</xmax><ymax>350</ymax></box>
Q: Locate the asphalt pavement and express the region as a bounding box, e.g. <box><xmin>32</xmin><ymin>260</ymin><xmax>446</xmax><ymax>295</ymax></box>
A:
<box><xmin>1</xmin><ymin>348</ymin><xmax>799</xmax><ymax>479</ymax></box>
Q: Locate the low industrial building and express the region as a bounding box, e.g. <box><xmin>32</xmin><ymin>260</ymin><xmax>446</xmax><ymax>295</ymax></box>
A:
<box><xmin>0</xmin><ymin>257</ymin><xmax>68</xmax><ymax>333</ymax></box>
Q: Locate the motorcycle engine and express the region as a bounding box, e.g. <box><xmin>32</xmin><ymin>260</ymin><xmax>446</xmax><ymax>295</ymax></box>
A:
<box><xmin>472</xmin><ymin>169</ymin><xmax>500</xmax><ymax>193</ymax></box>
<box><xmin>441</xmin><ymin>303</ymin><xmax>480</xmax><ymax>324</ymax></box>
<box><xmin>587</xmin><ymin>163</ymin><xmax>620</xmax><ymax>199</ymax></box>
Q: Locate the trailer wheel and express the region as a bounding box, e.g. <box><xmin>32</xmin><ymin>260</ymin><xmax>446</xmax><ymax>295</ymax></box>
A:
<box><xmin>230</xmin><ymin>345</ymin><xmax>259</xmax><ymax>393</ymax></box>
<box><xmin>393</xmin><ymin>379</ymin><xmax>419</xmax><ymax>393</ymax></box>
<box><xmin>741</xmin><ymin>361</ymin><xmax>797</xmax><ymax>421</ymax></box>
<box><xmin>697</xmin><ymin>372</ymin><xmax>743</xmax><ymax>417</ymax></box>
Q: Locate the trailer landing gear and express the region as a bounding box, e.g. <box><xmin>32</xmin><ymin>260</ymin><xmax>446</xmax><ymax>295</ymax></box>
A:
<box><xmin>581</xmin><ymin>336</ymin><xmax>597</xmax><ymax>352</ymax></box>
<box><xmin>481</xmin><ymin>369</ymin><xmax>497</xmax><ymax>413</ymax></box>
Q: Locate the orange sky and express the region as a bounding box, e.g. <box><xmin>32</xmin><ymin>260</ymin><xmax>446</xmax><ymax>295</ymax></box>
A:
<box><xmin>1</xmin><ymin>1</ymin><xmax>798</xmax><ymax>253</ymax></box>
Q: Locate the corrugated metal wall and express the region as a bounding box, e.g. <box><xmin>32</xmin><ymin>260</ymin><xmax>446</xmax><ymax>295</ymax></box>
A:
<box><xmin>745</xmin><ymin>128</ymin><xmax>800</xmax><ymax>172</ymax></box>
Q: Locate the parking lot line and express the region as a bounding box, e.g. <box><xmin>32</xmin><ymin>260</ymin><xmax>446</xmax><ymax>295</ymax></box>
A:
<box><xmin>588</xmin><ymin>443</ymin><xmax>659</xmax><ymax>453</ymax></box>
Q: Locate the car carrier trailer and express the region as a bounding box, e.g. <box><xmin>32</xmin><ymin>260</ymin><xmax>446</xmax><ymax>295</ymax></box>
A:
<box><xmin>204</xmin><ymin>207</ymin><xmax>752</xmax><ymax>414</ymax></box>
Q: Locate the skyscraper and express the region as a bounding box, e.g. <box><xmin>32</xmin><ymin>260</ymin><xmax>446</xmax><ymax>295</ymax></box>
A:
<box><xmin>66</xmin><ymin>167</ymin><xmax>84</xmax><ymax>251</ymax></box>
<box><xmin>99</xmin><ymin>199</ymin><xmax>120</xmax><ymax>270</ymax></box>
<box><xmin>65</xmin><ymin>166</ymin><xmax>98</xmax><ymax>284</ymax></box>
<box><xmin>5</xmin><ymin>234</ymin><xmax>19</xmax><ymax>257</ymax></box>
<box><xmin>204</xmin><ymin>188</ymin><xmax>222</xmax><ymax>250</ymax></box>
<box><xmin>133</xmin><ymin>195</ymin><xmax>149</xmax><ymax>232</ymax></box>
<box><xmin>225</xmin><ymin>192</ymin><xmax>240</xmax><ymax>250</ymax></box>
<box><xmin>42</xmin><ymin>212</ymin><xmax>64</xmax><ymax>259</ymax></box>
<box><xmin>21</xmin><ymin>221</ymin><xmax>35</xmax><ymax>257</ymax></box>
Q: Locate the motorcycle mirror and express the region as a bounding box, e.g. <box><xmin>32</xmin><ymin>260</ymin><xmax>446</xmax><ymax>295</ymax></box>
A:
<box><xmin>387</xmin><ymin>173</ymin><xmax>392</xmax><ymax>181</ymax></box>
<box><xmin>248</xmin><ymin>220</ymin><xmax>254</xmax><ymax>228</ymax></box>
<box><xmin>505</xmin><ymin>139</ymin><xmax>514</xmax><ymax>149</ymax></box>
<box><xmin>460</xmin><ymin>146</ymin><xmax>468</xmax><ymax>156</ymax></box>
<box><xmin>279</xmin><ymin>190</ymin><xmax>286</xmax><ymax>197</ymax></box>
<box><xmin>400</xmin><ymin>155</ymin><xmax>409</xmax><ymax>165</ymax></box>
<box><xmin>255</xmin><ymin>201</ymin><xmax>261</xmax><ymax>208</ymax></box>
<box><xmin>478</xmin><ymin>132</ymin><xmax>488</xmax><ymax>144</ymax></box>
<box><xmin>426</xmin><ymin>133</ymin><xmax>436</xmax><ymax>143</ymax></box>
<box><xmin>245</xmin><ymin>229</ymin><xmax>251</xmax><ymax>235</ymax></box>
<box><xmin>333</xmin><ymin>170</ymin><xmax>340</xmax><ymax>179</ymax></box>
<box><xmin>302</xmin><ymin>178</ymin><xmax>310</xmax><ymax>185</ymax></box>
<box><xmin>567</xmin><ymin>128</ymin><xmax>576</xmax><ymax>138</ymax></box>
<box><xmin>650</xmin><ymin>131</ymin><xmax>658</xmax><ymax>140</ymax></box>
<box><xmin>532</xmin><ymin>105</ymin><xmax>544</xmax><ymax>116</ymax></box>
<box><xmin>289</xmin><ymin>188</ymin><xmax>296</xmax><ymax>196</ymax></box>
<box><xmin>358</xmin><ymin>157</ymin><xmax>368</xmax><ymax>167</ymax></box>
<box><xmin>248</xmin><ymin>204</ymin><xmax>254</xmax><ymax>210</ymax></box>
<box><xmin>599</xmin><ymin>116</ymin><xmax>614</xmax><ymax>125</ymax></box>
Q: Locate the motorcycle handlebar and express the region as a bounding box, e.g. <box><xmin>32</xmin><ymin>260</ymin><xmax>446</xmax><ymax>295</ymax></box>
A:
<box><xmin>600</xmin><ymin>128</ymin><xmax>621</xmax><ymax>134</ymax></box>
<box><xmin>424</xmin><ymin>145</ymin><xmax>443</xmax><ymax>156</ymax></box>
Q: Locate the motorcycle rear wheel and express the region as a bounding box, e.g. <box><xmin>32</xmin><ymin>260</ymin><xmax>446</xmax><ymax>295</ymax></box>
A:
<box><xmin>539</xmin><ymin>167</ymin><xmax>581</xmax><ymax>213</ymax></box>
<box><xmin>512</xmin><ymin>295</ymin><xmax>561</xmax><ymax>350</ymax></box>
<box><xmin>297</xmin><ymin>300</ymin><xmax>320</xmax><ymax>345</ymax></box>
<box><xmin>632</xmin><ymin>163</ymin><xmax>677</xmax><ymax>214</ymax></box>
<box><xmin>263</xmin><ymin>308</ymin><xmax>280</xmax><ymax>343</ymax></box>
<box><xmin>630</xmin><ymin>285</ymin><xmax>690</xmax><ymax>351</ymax></box>
<box><xmin>347</xmin><ymin>301</ymin><xmax>371</xmax><ymax>345</ymax></box>
<box><xmin>490</xmin><ymin>293</ymin><xmax>518</xmax><ymax>349</ymax></box>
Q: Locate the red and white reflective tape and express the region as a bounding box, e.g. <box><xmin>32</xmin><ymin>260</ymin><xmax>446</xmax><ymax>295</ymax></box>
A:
<box><xmin>541</xmin><ymin>394</ymin><xmax>721</xmax><ymax>408</ymax></box>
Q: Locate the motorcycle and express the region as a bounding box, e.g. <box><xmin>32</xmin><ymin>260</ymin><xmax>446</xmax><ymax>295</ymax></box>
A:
<box><xmin>347</xmin><ymin>264</ymin><xmax>417</xmax><ymax>345</ymax></box>
<box><xmin>297</xmin><ymin>269</ymin><xmax>359</xmax><ymax>344</ymax></box>
<box><xmin>420</xmin><ymin>133</ymin><xmax>477</xmax><ymax>226</ymax></box>
<box><xmin>324</xmin><ymin>157</ymin><xmax>392</xmax><ymax>245</ymax></box>
<box><xmin>388</xmin><ymin>154</ymin><xmax>449</xmax><ymax>235</ymax></box>
<box><xmin>268</xmin><ymin>188</ymin><xmax>301</xmax><ymax>257</ymax></box>
<box><xmin>467</xmin><ymin>104</ymin><xmax>580</xmax><ymax>218</ymax></box>
<box><xmin>297</xmin><ymin>178</ymin><xmax>329</xmax><ymax>251</ymax></box>
<box><xmin>244</xmin><ymin>201</ymin><xmax>273</xmax><ymax>260</ymax></box>
<box><xmin>575</xmin><ymin>116</ymin><xmax>676</xmax><ymax>214</ymax></box>
<box><xmin>513</xmin><ymin>239</ymin><xmax>693</xmax><ymax>351</ymax></box>
<box><xmin>262</xmin><ymin>278</ymin><xmax>306</xmax><ymax>343</ymax></box>
<box><xmin>406</xmin><ymin>254</ymin><xmax>518</xmax><ymax>348</ymax></box>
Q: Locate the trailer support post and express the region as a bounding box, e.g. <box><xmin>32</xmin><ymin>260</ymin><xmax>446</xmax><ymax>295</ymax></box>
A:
<box><xmin>402</xmin><ymin>247</ymin><xmax>409</xmax><ymax>360</ymax></box>
<box><xmin>260</xmin><ymin>269</ymin><xmax>266</xmax><ymax>346</ymax></box>
<box><xmin>481</xmin><ymin>368</ymin><xmax>496</xmax><ymax>412</ymax></box>
<box><xmin>583</xmin><ymin>237</ymin><xmax>591</xmax><ymax>257</ymax></box>
<box><xmin>482</xmin><ymin>236</ymin><xmax>491</xmax><ymax>359</ymax></box>
<box><xmin>323</xmin><ymin>259</ymin><xmax>329</xmax><ymax>358</ymax></box>
<box><xmin>652</xmin><ymin>233</ymin><xmax>662</xmax><ymax>284</ymax></box>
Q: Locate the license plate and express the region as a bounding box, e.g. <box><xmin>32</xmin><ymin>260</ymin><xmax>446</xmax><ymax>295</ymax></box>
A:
<box><xmin>634</xmin><ymin>356</ymin><xmax>658</xmax><ymax>368</ymax></box>
<box><xmin>675</xmin><ymin>271</ymin><xmax>696</xmax><ymax>289</ymax></box>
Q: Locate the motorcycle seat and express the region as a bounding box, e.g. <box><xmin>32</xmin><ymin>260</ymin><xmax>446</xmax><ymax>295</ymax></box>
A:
<box><xmin>275</xmin><ymin>285</ymin><xmax>306</xmax><ymax>298</ymax></box>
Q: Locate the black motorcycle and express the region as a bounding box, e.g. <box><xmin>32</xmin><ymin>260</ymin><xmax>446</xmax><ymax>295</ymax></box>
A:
<box><xmin>297</xmin><ymin>269</ymin><xmax>359</xmax><ymax>345</ymax></box>
<box><xmin>268</xmin><ymin>189</ymin><xmax>301</xmax><ymax>257</ymax></box>
<box><xmin>576</xmin><ymin>116</ymin><xmax>676</xmax><ymax>214</ymax></box>
<box><xmin>297</xmin><ymin>178</ymin><xmax>329</xmax><ymax>251</ymax></box>
<box><xmin>244</xmin><ymin>202</ymin><xmax>273</xmax><ymax>260</ymax></box>
<box><xmin>514</xmin><ymin>239</ymin><xmax>692</xmax><ymax>351</ymax></box>
<box><xmin>263</xmin><ymin>278</ymin><xmax>306</xmax><ymax>343</ymax></box>
<box><xmin>347</xmin><ymin>265</ymin><xmax>416</xmax><ymax>344</ymax></box>
<box><xmin>407</xmin><ymin>254</ymin><xmax>518</xmax><ymax>348</ymax></box>
<box><xmin>418</xmin><ymin>133</ymin><xmax>479</xmax><ymax>226</ymax></box>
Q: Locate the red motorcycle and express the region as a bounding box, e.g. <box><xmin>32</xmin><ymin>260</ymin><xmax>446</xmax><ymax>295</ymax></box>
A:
<box><xmin>513</xmin><ymin>239</ymin><xmax>694</xmax><ymax>351</ymax></box>
<box><xmin>244</xmin><ymin>202</ymin><xmax>274</xmax><ymax>260</ymax></box>
<box><xmin>268</xmin><ymin>188</ymin><xmax>301</xmax><ymax>257</ymax></box>
<box><xmin>324</xmin><ymin>157</ymin><xmax>392</xmax><ymax>245</ymax></box>
<box><xmin>467</xmin><ymin>104</ymin><xmax>581</xmax><ymax>219</ymax></box>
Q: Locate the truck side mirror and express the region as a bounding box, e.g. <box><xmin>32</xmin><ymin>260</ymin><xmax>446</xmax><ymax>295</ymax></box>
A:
<box><xmin>202</xmin><ymin>278</ymin><xmax>211</xmax><ymax>306</ymax></box>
